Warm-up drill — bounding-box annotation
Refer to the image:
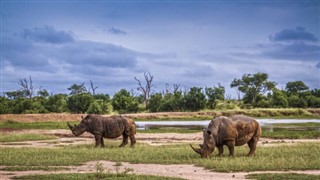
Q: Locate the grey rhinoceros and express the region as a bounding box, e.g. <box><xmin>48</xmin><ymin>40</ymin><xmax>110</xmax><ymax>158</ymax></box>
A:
<box><xmin>190</xmin><ymin>115</ymin><xmax>261</xmax><ymax>158</ymax></box>
<box><xmin>68</xmin><ymin>114</ymin><xmax>136</xmax><ymax>147</ymax></box>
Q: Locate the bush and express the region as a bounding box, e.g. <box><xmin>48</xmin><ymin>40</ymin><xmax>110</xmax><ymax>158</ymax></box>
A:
<box><xmin>67</xmin><ymin>93</ymin><xmax>94</xmax><ymax>113</ymax></box>
<box><xmin>112</xmin><ymin>89</ymin><xmax>139</xmax><ymax>113</ymax></box>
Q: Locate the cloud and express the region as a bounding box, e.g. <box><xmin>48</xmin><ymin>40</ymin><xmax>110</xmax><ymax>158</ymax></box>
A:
<box><xmin>260</xmin><ymin>43</ymin><xmax>320</xmax><ymax>61</ymax></box>
<box><xmin>21</xmin><ymin>26</ymin><xmax>75</xmax><ymax>44</ymax></box>
<box><xmin>106</xmin><ymin>27</ymin><xmax>127</xmax><ymax>35</ymax></box>
<box><xmin>269</xmin><ymin>27</ymin><xmax>319</xmax><ymax>43</ymax></box>
<box><xmin>316</xmin><ymin>63</ymin><xmax>320</xmax><ymax>69</ymax></box>
<box><xmin>2</xmin><ymin>26</ymin><xmax>176</xmax><ymax>94</ymax></box>
<box><xmin>251</xmin><ymin>27</ymin><xmax>320</xmax><ymax>61</ymax></box>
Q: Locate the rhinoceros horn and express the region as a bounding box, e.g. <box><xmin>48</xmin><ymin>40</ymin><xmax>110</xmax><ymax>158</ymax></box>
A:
<box><xmin>67</xmin><ymin>122</ymin><xmax>73</xmax><ymax>130</ymax></box>
<box><xmin>190</xmin><ymin>144</ymin><xmax>202</xmax><ymax>155</ymax></box>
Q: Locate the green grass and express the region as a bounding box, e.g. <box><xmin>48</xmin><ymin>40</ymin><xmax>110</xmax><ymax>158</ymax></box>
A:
<box><xmin>1</xmin><ymin>166</ymin><xmax>67</xmax><ymax>171</ymax></box>
<box><xmin>261</xmin><ymin>122</ymin><xmax>320</xmax><ymax>139</ymax></box>
<box><xmin>13</xmin><ymin>173</ymin><xmax>183</xmax><ymax>180</ymax></box>
<box><xmin>1</xmin><ymin>142</ymin><xmax>320</xmax><ymax>172</ymax></box>
<box><xmin>246</xmin><ymin>173</ymin><xmax>320</xmax><ymax>180</ymax></box>
<box><xmin>262</xmin><ymin>129</ymin><xmax>320</xmax><ymax>139</ymax></box>
<box><xmin>0</xmin><ymin>133</ymin><xmax>57</xmax><ymax>142</ymax></box>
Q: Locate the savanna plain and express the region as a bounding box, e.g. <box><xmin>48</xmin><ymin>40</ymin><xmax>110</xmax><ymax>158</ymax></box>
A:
<box><xmin>1</xmin><ymin>110</ymin><xmax>320</xmax><ymax>180</ymax></box>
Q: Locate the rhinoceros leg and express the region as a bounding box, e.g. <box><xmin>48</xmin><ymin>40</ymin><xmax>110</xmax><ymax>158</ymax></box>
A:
<box><xmin>100</xmin><ymin>137</ymin><xmax>105</xmax><ymax>147</ymax></box>
<box><xmin>130</xmin><ymin>134</ymin><xmax>136</xmax><ymax>147</ymax></box>
<box><xmin>225</xmin><ymin>140</ymin><xmax>235</xmax><ymax>157</ymax></box>
<box><xmin>119</xmin><ymin>134</ymin><xmax>128</xmax><ymax>147</ymax></box>
<box><xmin>94</xmin><ymin>134</ymin><xmax>102</xmax><ymax>147</ymax></box>
<box><xmin>247</xmin><ymin>127</ymin><xmax>261</xmax><ymax>157</ymax></box>
<box><xmin>217</xmin><ymin>145</ymin><xmax>224</xmax><ymax>157</ymax></box>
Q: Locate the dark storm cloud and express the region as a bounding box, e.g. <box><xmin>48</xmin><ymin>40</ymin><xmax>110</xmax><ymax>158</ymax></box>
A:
<box><xmin>261</xmin><ymin>43</ymin><xmax>320</xmax><ymax>61</ymax></box>
<box><xmin>254</xmin><ymin>27</ymin><xmax>320</xmax><ymax>61</ymax></box>
<box><xmin>269</xmin><ymin>27</ymin><xmax>319</xmax><ymax>43</ymax></box>
<box><xmin>106</xmin><ymin>27</ymin><xmax>127</xmax><ymax>35</ymax></box>
<box><xmin>57</xmin><ymin>41</ymin><xmax>137</xmax><ymax>68</ymax></box>
<box><xmin>21</xmin><ymin>26</ymin><xmax>75</xmax><ymax>44</ymax></box>
<box><xmin>2</xmin><ymin>26</ymin><xmax>139</xmax><ymax>75</ymax></box>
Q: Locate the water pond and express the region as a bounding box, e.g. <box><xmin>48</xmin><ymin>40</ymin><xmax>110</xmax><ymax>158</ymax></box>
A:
<box><xmin>136</xmin><ymin>119</ymin><xmax>320</xmax><ymax>132</ymax></box>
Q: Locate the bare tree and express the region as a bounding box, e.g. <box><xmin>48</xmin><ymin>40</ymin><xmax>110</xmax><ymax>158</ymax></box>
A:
<box><xmin>173</xmin><ymin>83</ymin><xmax>180</xmax><ymax>93</ymax></box>
<box><xmin>18</xmin><ymin>76</ymin><xmax>34</xmax><ymax>99</ymax></box>
<box><xmin>134</xmin><ymin>72</ymin><xmax>155</xmax><ymax>106</ymax></box>
<box><xmin>90</xmin><ymin>80</ymin><xmax>98</xmax><ymax>96</ymax></box>
<box><xmin>165</xmin><ymin>83</ymin><xmax>180</xmax><ymax>94</ymax></box>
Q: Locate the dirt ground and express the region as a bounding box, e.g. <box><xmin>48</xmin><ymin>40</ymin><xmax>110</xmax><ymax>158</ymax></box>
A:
<box><xmin>1</xmin><ymin>129</ymin><xmax>320</xmax><ymax>180</ymax></box>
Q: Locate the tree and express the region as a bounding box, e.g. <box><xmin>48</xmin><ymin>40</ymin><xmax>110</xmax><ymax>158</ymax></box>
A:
<box><xmin>89</xmin><ymin>80</ymin><xmax>98</xmax><ymax>96</ymax></box>
<box><xmin>19</xmin><ymin>76</ymin><xmax>35</xmax><ymax>99</ymax></box>
<box><xmin>86</xmin><ymin>101</ymin><xmax>103</xmax><ymax>114</ymax></box>
<box><xmin>271</xmin><ymin>88</ymin><xmax>288</xmax><ymax>108</ymax></box>
<box><xmin>134</xmin><ymin>72</ymin><xmax>155</xmax><ymax>107</ymax></box>
<box><xmin>288</xmin><ymin>95</ymin><xmax>307</xmax><ymax>108</ymax></box>
<box><xmin>46</xmin><ymin>94</ymin><xmax>68</xmax><ymax>113</ymax></box>
<box><xmin>67</xmin><ymin>83</ymin><xmax>87</xmax><ymax>95</ymax></box>
<box><xmin>4</xmin><ymin>91</ymin><xmax>24</xmax><ymax>100</ymax></box>
<box><xmin>205</xmin><ymin>84</ymin><xmax>225</xmax><ymax>109</ymax></box>
<box><xmin>147</xmin><ymin>93</ymin><xmax>163</xmax><ymax>112</ymax></box>
<box><xmin>285</xmin><ymin>81</ymin><xmax>309</xmax><ymax>95</ymax></box>
<box><xmin>230</xmin><ymin>72</ymin><xmax>276</xmax><ymax>106</ymax></box>
<box><xmin>112</xmin><ymin>89</ymin><xmax>139</xmax><ymax>113</ymax></box>
<box><xmin>230</xmin><ymin>79</ymin><xmax>242</xmax><ymax>100</ymax></box>
<box><xmin>0</xmin><ymin>97</ymin><xmax>13</xmax><ymax>114</ymax></box>
<box><xmin>311</xmin><ymin>89</ymin><xmax>320</xmax><ymax>98</ymax></box>
<box><xmin>37</xmin><ymin>88</ymin><xmax>49</xmax><ymax>97</ymax></box>
<box><xmin>67</xmin><ymin>93</ymin><xmax>93</xmax><ymax>113</ymax></box>
<box><xmin>184</xmin><ymin>87</ymin><xmax>206</xmax><ymax>111</ymax></box>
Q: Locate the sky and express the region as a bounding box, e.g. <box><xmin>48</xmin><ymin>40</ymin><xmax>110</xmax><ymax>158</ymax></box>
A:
<box><xmin>1</xmin><ymin>0</ymin><xmax>319</xmax><ymax>98</ymax></box>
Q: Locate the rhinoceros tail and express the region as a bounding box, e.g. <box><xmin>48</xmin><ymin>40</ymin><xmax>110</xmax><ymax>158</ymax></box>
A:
<box><xmin>131</xmin><ymin>121</ymin><xmax>137</xmax><ymax>134</ymax></box>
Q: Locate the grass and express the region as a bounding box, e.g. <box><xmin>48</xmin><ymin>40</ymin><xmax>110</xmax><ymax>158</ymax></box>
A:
<box><xmin>1</xmin><ymin>166</ymin><xmax>67</xmax><ymax>171</ymax></box>
<box><xmin>246</xmin><ymin>173</ymin><xmax>320</xmax><ymax>180</ymax></box>
<box><xmin>261</xmin><ymin>122</ymin><xmax>320</xmax><ymax>139</ymax></box>
<box><xmin>1</xmin><ymin>142</ymin><xmax>320</xmax><ymax>172</ymax></box>
<box><xmin>262</xmin><ymin>128</ymin><xmax>320</xmax><ymax>139</ymax></box>
<box><xmin>13</xmin><ymin>173</ymin><xmax>183</xmax><ymax>180</ymax></box>
<box><xmin>0</xmin><ymin>133</ymin><xmax>57</xmax><ymax>142</ymax></box>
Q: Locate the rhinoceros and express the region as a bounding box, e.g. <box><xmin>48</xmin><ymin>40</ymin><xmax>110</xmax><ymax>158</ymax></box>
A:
<box><xmin>190</xmin><ymin>115</ymin><xmax>261</xmax><ymax>158</ymax></box>
<box><xmin>68</xmin><ymin>114</ymin><xmax>136</xmax><ymax>147</ymax></box>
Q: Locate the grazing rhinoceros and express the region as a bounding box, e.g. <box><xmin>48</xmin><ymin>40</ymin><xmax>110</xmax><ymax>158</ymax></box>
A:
<box><xmin>68</xmin><ymin>114</ymin><xmax>136</xmax><ymax>147</ymax></box>
<box><xmin>190</xmin><ymin>115</ymin><xmax>261</xmax><ymax>158</ymax></box>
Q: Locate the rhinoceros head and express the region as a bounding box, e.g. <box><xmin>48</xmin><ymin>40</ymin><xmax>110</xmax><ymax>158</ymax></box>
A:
<box><xmin>190</xmin><ymin>128</ymin><xmax>216</xmax><ymax>158</ymax></box>
<box><xmin>67</xmin><ymin>116</ymin><xmax>89</xmax><ymax>136</ymax></box>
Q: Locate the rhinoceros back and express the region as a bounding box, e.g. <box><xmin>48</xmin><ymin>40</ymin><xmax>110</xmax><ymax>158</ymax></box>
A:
<box><xmin>103</xmin><ymin>117</ymin><xmax>128</xmax><ymax>138</ymax></box>
<box><xmin>230</xmin><ymin>115</ymin><xmax>260</xmax><ymax>146</ymax></box>
<box><xmin>87</xmin><ymin>115</ymin><xmax>131</xmax><ymax>139</ymax></box>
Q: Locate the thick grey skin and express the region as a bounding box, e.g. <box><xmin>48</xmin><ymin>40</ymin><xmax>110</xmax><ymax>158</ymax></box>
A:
<box><xmin>68</xmin><ymin>114</ymin><xmax>136</xmax><ymax>148</ymax></box>
<box><xmin>191</xmin><ymin>115</ymin><xmax>261</xmax><ymax>158</ymax></box>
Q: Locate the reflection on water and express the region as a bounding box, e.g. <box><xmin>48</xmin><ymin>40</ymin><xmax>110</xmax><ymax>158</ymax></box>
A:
<box><xmin>136</xmin><ymin>119</ymin><xmax>320</xmax><ymax>132</ymax></box>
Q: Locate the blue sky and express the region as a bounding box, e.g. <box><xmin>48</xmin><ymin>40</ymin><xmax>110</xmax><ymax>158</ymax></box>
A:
<box><xmin>1</xmin><ymin>1</ymin><xmax>319</xmax><ymax>97</ymax></box>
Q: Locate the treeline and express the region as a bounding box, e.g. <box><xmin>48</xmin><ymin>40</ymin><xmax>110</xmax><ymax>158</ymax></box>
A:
<box><xmin>1</xmin><ymin>72</ymin><xmax>320</xmax><ymax>114</ymax></box>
